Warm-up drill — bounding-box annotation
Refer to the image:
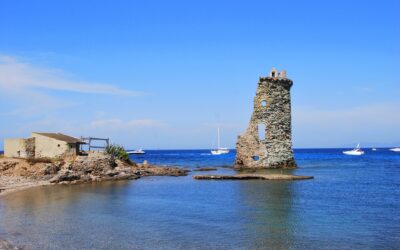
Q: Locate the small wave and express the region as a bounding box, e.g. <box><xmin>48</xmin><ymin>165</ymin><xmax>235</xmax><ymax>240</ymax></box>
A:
<box><xmin>201</xmin><ymin>153</ymin><xmax>212</xmax><ymax>156</ymax></box>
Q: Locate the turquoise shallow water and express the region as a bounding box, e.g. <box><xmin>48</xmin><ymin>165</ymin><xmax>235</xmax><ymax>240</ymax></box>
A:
<box><xmin>0</xmin><ymin>149</ymin><xmax>399</xmax><ymax>249</ymax></box>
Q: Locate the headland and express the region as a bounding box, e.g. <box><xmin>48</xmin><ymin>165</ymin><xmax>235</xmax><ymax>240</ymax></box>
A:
<box><xmin>0</xmin><ymin>152</ymin><xmax>188</xmax><ymax>197</ymax></box>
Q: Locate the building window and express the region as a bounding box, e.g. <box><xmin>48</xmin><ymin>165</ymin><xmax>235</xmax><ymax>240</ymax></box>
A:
<box><xmin>57</xmin><ymin>144</ymin><xmax>60</xmax><ymax>147</ymax></box>
<box><xmin>258</xmin><ymin>123</ymin><xmax>266</xmax><ymax>140</ymax></box>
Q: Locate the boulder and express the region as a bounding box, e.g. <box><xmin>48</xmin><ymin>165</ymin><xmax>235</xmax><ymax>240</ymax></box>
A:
<box><xmin>50</xmin><ymin>170</ymin><xmax>81</xmax><ymax>183</ymax></box>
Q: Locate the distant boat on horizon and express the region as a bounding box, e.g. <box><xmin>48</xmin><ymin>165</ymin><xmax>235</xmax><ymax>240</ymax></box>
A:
<box><xmin>211</xmin><ymin>128</ymin><xmax>229</xmax><ymax>155</ymax></box>
<box><xmin>372</xmin><ymin>148</ymin><xmax>377</xmax><ymax>151</ymax></box>
<box><xmin>343</xmin><ymin>144</ymin><xmax>365</xmax><ymax>156</ymax></box>
<box><xmin>389</xmin><ymin>147</ymin><xmax>400</xmax><ymax>152</ymax></box>
<box><xmin>127</xmin><ymin>149</ymin><xmax>146</xmax><ymax>154</ymax></box>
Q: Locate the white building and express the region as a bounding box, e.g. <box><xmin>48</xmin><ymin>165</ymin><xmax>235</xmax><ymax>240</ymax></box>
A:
<box><xmin>4</xmin><ymin>132</ymin><xmax>84</xmax><ymax>158</ymax></box>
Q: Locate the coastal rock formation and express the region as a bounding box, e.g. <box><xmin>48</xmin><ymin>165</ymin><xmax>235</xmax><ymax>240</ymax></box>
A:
<box><xmin>194</xmin><ymin>167</ymin><xmax>218</xmax><ymax>171</ymax></box>
<box><xmin>0</xmin><ymin>238</ymin><xmax>19</xmax><ymax>250</ymax></box>
<box><xmin>193</xmin><ymin>174</ymin><xmax>313</xmax><ymax>180</ymax></box>
<box><xmin>235</xmin><ymin>68</ymin><xmax>296</xmax><ymax>169</ymax></box>
<box><xmin>0</xmin><ymin>153</ymin><xmax>189</xmax><ymax>195</ymax></box>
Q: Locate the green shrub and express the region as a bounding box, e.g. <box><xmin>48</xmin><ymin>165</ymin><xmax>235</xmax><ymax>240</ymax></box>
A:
<box><xmin>105</xmin><ymin>144</ymin><xmax>131</xmax><ymax>164</ymax></box>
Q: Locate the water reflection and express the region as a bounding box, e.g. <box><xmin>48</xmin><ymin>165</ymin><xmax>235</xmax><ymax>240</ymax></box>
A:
<box><xmin>0</xmin><ymin>181</ymin><xmax>132</xmax><ymax>247</ymax></box>
<box><xmin>236</xmin><ymin>170</ymin><xmax>296</xmax><ymax>248</ymax></box>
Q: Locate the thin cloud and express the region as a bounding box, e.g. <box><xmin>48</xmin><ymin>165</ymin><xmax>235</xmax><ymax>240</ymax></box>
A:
<box><xmin>0</xmin><ymin>55</ymin><xmax>142</xmax><ymax>96</ymax></box>
<box><xmin>90</xmin><ymin>118</ymin><xmax>167</xmax><ymax>129</ymax></box>
<box><xmin>292</xmin><ymin>102</ymin><xmax>400</xmax><ymax>147</ymax></box>
<box><xmin>294</xmin><ymin>103</ymin><xmax>400</xmax><ymax>126</ymax></box>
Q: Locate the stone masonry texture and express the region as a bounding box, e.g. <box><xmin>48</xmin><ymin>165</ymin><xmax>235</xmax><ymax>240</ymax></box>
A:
<box><xmin>235</xmin><ymin>68</ymin><xmax>296</xmax><ymax>169</ymax></box>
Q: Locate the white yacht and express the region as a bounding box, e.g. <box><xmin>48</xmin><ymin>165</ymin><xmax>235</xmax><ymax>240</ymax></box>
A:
<box><xmin>211</xmin><ymin>128</ymin><xmax>229</xmax><ymax>155</ymax></box>
<box><xmin>127</xmin><ymin>149</ymin><xmax>146</xmax><ymax>154</ymax></box>
<box><xmin>389</xmin><ymin>147</ymin><xmax>400</xmax><ymax>152</ymax></box>
<box><xmin>343</xmin><ymin>144</ymin><xmax>365</xmax><ymax>156</ymax></box>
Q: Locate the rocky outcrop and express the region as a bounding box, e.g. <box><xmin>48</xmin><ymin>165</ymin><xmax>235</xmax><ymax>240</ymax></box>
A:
<box><xmin>235</xmin><ymin>68</ymin><xmax>296</xmax><ymax>169</ymax></box>
<box><xmin>194</xmin><ymin>167</ymin><xmax>218</xmax><ymax>171</ymax></box>
<box><xmin>0</xmin><ymin>153</ymin><xmax>189</xmax><ymax>194</ymax></box>
<box><xmin>0</xmin><ymin>160</ymin><xmax>18</xmax><ymax>172</ymax></box>
<box><xmin>47</xmin><ymin>154</ymin><xmax>188</xmax><ymax>184</ymax></box>
<box><xmin>137</xmin><ymin>165</ymin><xmax>189</xmax><ymax>177</ymax></box>
<box><xmin>193</xmin><ymin>174</ymin><xmax>313</xmax><ymax>180</ymax></box>
<box><xmin>0</xmin><ymin>238</ymin><xmax>19</xmax><ymax>250</ymax></box>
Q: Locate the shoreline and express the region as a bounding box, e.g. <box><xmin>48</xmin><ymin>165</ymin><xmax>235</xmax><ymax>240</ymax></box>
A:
<box><xmin>0</xmin><ymin>176</ymin><xmax>53</xmax><ymax>197</ymax></box>
<box><xmin>0</xmin><ymin>155</ymin><xmax>190</xmax><ymax>250</ymax></box>
<box><xmin>0</xmin><ymin>169</ymin><xmax>186</xmax><ymax>198</ymax></box>
<box><xmin>0</xmin><ymin>154</ymin><xmax>189</xmax><ymax>198</ymax></box>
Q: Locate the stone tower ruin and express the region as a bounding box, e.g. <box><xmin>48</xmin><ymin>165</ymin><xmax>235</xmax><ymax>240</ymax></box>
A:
<box><xmin>235</xmin><ymin>67</ymin><xmax>296</xmax><ymax>169</ymax></box>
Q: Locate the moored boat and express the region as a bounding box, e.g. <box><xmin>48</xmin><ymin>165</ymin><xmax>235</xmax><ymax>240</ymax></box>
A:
<box><xmin>127</xmin><ymin>149</ymin><xmax>146</xmax><ymax>154</ymax></box>
<box><xmin>211</xmin><ymin>148</ymin><xmax>230</xmax><ymax>155</ymax></box>
<box><xmin>343</xmin><ymin>144</ymin><xmax>364</xmax><ymax>156</ymax></box>
<box><xmin>211</xmin><ymin>128</ymin><xmax>229</xmax><ymax>155</ymax></box>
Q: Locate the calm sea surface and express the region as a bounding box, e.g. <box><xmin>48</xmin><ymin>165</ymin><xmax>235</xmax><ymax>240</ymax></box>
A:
<box><xmin>1</xmin><ymin>149</ymin><xmax>399</xmax><ymax>249</ymax></box>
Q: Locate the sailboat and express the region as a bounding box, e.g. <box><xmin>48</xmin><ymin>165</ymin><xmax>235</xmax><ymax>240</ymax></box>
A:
<box><xmin>343</xmin><ymin>144</ymin><xmax>365</xmax><ymax>156</ymax></box>
<box><xmin>211</xmin><ymin>128</ymin><xmax>229</xmax><ymax>155</ymax></box>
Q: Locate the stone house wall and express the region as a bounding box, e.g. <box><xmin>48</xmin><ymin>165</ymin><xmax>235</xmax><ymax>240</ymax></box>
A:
<box><xmin>4</xmin><ymin>138</ymin><xmax>35</xmax><ymax>158</ymax></box>
<box><xmin>31</xmin><ymin>133</ymin><xmax>77</xmax><ymax>158</ymax></box>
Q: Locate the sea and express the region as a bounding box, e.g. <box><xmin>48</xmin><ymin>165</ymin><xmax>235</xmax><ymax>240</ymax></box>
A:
<box><xmin>0</xmin><ymin>149</ymin><xmax>399</xmax><ymax>249</ymax></box>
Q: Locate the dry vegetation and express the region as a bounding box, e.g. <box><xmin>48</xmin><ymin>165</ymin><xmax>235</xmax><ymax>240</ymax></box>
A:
<box><xmin>26</xmin><ymin>157</ymin><xmax>53</xmax><ymax>164</ymax></box>
<box><xmin>24</xmin><ymin>157</ymin><xmax>65</xmax><ymax>166</ymax></box>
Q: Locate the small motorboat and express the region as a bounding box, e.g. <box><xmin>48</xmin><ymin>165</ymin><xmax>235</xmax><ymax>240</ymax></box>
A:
<box><xmin>343</xmin><ymin>144</ymin><xmax>365</xmax><ymax>156</ymax></box>
<box><xmin>372</xmin><ymin>148</ymin><xmax>377</xmax><ymax>151</ymax></box>
<box><xmin>389</xmin><ymin>147</ymin><xmax>400</xmax><ymax>152</ymax></box>
<box><xmin>127</xmin><ymin>149</ymin><xmax>146</xmax><ymax>154</ymax></box>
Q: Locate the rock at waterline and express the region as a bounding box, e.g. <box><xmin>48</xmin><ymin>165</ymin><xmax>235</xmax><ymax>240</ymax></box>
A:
<box><xmin>193</xmin><ymin>174</ymin><xmax>313</xmax><ymax>180</ymax></box>
<box><xmin>194</xmin><ymin>167</ymin><xmax>218</xmax><ymax>171</ymax></box>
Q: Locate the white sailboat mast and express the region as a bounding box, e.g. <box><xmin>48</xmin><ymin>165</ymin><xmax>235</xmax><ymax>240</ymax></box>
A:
<box><xmin>217</xmin><ymin>127</ymin><xmax>220</xmax><ymax>149</ymax></box>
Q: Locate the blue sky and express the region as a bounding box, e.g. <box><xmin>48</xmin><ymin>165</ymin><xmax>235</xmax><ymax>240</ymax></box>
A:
<box><xmin>0</xmin><ymin>0</ymin><xmax>399</xmax><ymax>149</ymax></box>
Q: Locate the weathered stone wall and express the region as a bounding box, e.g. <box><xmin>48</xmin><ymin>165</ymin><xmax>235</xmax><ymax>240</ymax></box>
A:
<box><xmin>4</xmin><ymin>138</ymin><xmax>27</xmax><ymax>158</ymax></box>
<box><xmin>4</xmin><ymin>138</ymin><xmax>35</xmax><ymax>158</ymax></box>
<box><xmin>25</xmin><ymin>138</ymin><xmax>36</xmax><ymax>158</ymax></box>
<box><xmin>235</xmin><ymin>68</ymin><xmax>296</xmax><ymax>169</ymax></box>
<box><xmin>32</xmin><ymin>133</ymin><xmax>77</xmax><ymax>158</ymax></box>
